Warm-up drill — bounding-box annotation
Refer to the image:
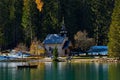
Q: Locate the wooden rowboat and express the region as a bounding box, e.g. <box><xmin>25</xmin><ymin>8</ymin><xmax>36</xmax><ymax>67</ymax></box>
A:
<box><xmin>17</xmin><ymin>64</ymin><xmax>38</xmax><ymax>69</ymax></box>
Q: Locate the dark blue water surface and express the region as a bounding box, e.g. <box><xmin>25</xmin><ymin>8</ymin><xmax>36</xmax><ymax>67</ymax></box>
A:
<box><xmin>0</xmin><ymin>62</ymin><xmax>120</xmax><ymax>80</ymax></box>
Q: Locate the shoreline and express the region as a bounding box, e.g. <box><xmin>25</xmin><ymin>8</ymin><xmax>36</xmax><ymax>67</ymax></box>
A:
<box><xmin>0</xmin><ymin>57</ymin><xmax>120</xmax><ymax>63</ymax></box>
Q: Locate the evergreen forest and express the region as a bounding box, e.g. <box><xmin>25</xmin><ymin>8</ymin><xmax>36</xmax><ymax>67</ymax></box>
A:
<box><xmin>0</xmin><ymin>0</ymin><xmax>116</xmax><ymax>54</ymax></box>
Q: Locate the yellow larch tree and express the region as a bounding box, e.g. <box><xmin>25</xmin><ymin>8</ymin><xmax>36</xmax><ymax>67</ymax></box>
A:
<box><xmin>35</xmin><ymin>0</ymin><xmax>44</xmax><ymax>12</ymax></box>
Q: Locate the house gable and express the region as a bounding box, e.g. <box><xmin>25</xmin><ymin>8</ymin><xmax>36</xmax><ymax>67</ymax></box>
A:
<box><xmin>43</xmin><ymin>34</ymin><xmax>64</xmax><ymax>44</ymax></box>
<box><xmin>43</xmin><ymin>34</ymin><xmax>72</xmax><ymax>56</ymax></box>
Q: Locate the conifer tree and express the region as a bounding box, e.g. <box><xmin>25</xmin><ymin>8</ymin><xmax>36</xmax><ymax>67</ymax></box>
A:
<box><xmin>21</xmin><ymin>0</ymin><xmax>33</xmax><ymax>46</ymax></box>
<box><xmin>108</xmin><ymin>0</ymin><xmax>120</xmax><ymax>58</ymax></box>
<box><xmin>52</xmin><ymin>46</ymin><xmax>59</xmax><ymax>61</ymax></box>
<box><xmin>14</xmin><ymin>0</ymin><xmax>24</xmax><ymax>44</ymax></box>
<box><xmin>0</xmin><ymin>0</ymin><xmax>11</xmax><ymax>49</ymax></box>
<box><xmin>22</xmin><ymin>0</ymin><xmax>39</xmax><ymax>46</ymax></box>
<box><xmin>8</xmin><ymin>0</ymin><xmax>24</xmax><ymax>47</ymax></box>
<box><xmin>0</xmin><ymin>28</ymin><xmax>3</xmax><ymax>50</ymax></box>
<box><xmin>42</xmin><ymin>0</ymin><xmax>60</xmax><ymax>36</ymax></box>
<box><xmin>90</xmin><ymin>0</ymin><xmax>114</xmax><ymax>45</ymax></box>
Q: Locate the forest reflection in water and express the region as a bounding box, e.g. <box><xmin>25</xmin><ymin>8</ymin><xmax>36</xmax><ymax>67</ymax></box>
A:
<box><xmin>0</xmin><ymin>62</ymin><xmax>120</xmax><ymax>80</ymax></box>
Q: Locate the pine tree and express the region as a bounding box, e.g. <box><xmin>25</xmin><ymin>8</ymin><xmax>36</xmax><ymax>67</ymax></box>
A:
<box><xmin>22</xmin><ymin>0</ymin><xmax>39</xmax><ymax>46</ymax></box>
<box><xmin>0</xmin><ymin>0</ymin><xmax>11</xmax><ymax>50</ymax></box>
<box><xmin>108</xmin><ymin>0</ymin><xmax>120</xmax><ymax>58</ymax></box>
<box><xmin>90</xmin><ymin>0</ymin><xmax>114</xmax><ymax>45</ymax></box>
<box><xmin>21</xmin><ymin>0</ymin><xmax>32</xmax><ymax>46</ymax></box>
<box><xmin>0</xmin><ymin>28</ymin><xmax>4</xmax><ymax>50</ymax></box>
<box><xmin>0</xmin><ymin>0</ymin><xmax>24</xmax><ymax>49</ymax></box>
<box><xmin>12</xmin><ymin>0</ymin><xmax>24</xmax><ymax>46</ymax></box>
<box><xmin>42</xmin><ymin>0</ymin><xmax>60</xmax><ymax>36</ymax></box>
<box><xmin>8</xmin><ymin>0</ymin><xmax>24</xmax><ymax>48</ymax></box>
<box><xmin>52</xmin><ymin>46</ymin><xmax>59</xmax><ymax>61</ymax></box>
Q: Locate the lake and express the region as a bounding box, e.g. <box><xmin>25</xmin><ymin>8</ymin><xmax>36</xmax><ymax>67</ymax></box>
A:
<box><xmin>0</xmin><ymin>62</ymin><xmax>120</xmax><ymax>80</ymax></box>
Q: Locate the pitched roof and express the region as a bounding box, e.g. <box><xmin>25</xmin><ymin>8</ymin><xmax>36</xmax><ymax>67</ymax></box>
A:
<box><xmin>62</xmin><ymin>41</ymin><xmax>70</xmax><ymax>49</ymax></box>
<box><xmin>43</xmin><ymin>34</ymin><xmax>64</xmax><ymax>44</ymax></box>
<box><xmin>88</xmin><ymin>46</ymin><xmax>108</xmax><ymax>52</ymax></box>
<box><xmin>87</xmin><ymin>46</ymin><xmax>108</xmax><ymax>55</ymax></box>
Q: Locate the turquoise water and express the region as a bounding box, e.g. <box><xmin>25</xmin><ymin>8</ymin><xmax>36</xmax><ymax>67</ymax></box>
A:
<box><xmin>0</xmin><ymin>62</ymin><xmax>120</xmax><ymax>80</ymax></box>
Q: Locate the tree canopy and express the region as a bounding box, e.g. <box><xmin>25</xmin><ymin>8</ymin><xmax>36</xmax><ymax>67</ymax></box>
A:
<box><xmin>108</xmin><ymin>0</ymin><xmax>120</xmax><ymax>58</ymax></box>
<box><xmin>0</xmin><ymin>0</ymin><xmax>115</xmax><ymax>51</ymax></box>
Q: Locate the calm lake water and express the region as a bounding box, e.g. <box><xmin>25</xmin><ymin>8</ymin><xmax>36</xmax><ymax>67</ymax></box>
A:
<box><xmin>0</xmin><ymin>62</ymin><xmax>120</xmax><ymax>80</ymax></box>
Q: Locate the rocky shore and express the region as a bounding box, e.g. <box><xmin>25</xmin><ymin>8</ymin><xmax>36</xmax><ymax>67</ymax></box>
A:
<box><xmin>72</xmin><ymin>58</ymin><xmax>120</xmax><ymax>63</ymax></box>
<box><xmin>0</xmin><ymin>57</ymin><xmax>120</xmax><ymax>63</ymax></box>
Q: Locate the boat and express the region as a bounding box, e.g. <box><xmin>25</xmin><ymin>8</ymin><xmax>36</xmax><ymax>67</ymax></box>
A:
<box><xmin>17</xmin><ymin>64</ymin><xmax>38</xmax><ymax>69</ymax></box>
<box><xmin>16</xmin><ymin>50</ymin><xmax>38</xmax><ymax>69</ymax></box>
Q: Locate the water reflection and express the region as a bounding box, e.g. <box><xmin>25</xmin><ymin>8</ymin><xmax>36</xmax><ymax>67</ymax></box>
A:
<box><xmin>109</xmin><ymin>63</ymin><xmax>120</xmax><ymax>80</ymax></box>
<box><xmin>0</xmin><ymin>62</ymin><xmax>120</xmax><ymax>80</ymax></box>
<box><xmin>0</xmin><ymin>62</ymin><xmax>22</xmax><ymax>80</ymax></box>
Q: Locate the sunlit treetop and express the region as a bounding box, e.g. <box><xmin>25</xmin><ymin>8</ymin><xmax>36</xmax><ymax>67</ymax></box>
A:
<box><xmin>35</xmin><ymin>0</ymin><xmax>44</xmax><ymax>12</ymax></box>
